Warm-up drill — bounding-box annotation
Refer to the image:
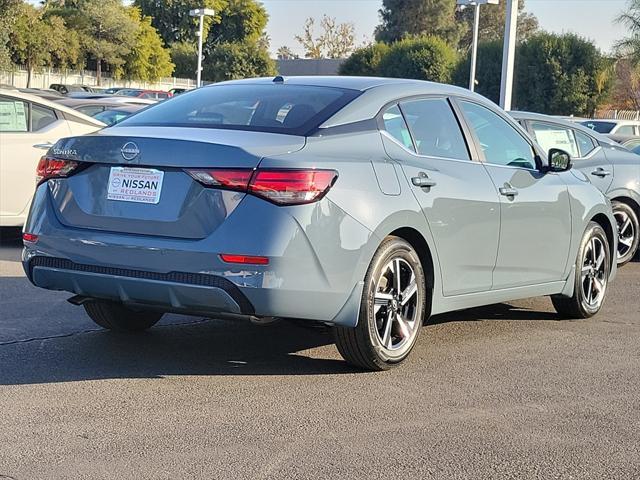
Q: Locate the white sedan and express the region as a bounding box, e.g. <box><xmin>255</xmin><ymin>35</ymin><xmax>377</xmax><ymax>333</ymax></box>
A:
<box><xmin>0</xmin><ymin>89</ymin><xmax>105</xmax><ymax>226</ymax></box>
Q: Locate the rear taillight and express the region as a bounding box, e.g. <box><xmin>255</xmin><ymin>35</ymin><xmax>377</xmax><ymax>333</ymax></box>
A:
<box><xmin>185</xmin><ymin>168</ymin><xmax>338</xmax><ymax>206</ymax></box>
<box><xmin>184</xmin><ymin>169</ymin><xmax>253</xmax><ymax>192</ymax></box>
<box><xmin>36</xmin><ymin>156</ymin><xmax>80</xmax><ymax>185</ymax></box>
<box><xmin>220</xmin><ymin>254</ymin><xmax>269</xmax><ymax>265</ymax></box>
<box><xmin>22</xmin><ymin>233</ymin><xmax>38</xmax><ymax>243</ymax></box>
<box><xmin>249</xmin><ymin>169</ymin><xmax>337</xmax><ymax>205</ymax></box>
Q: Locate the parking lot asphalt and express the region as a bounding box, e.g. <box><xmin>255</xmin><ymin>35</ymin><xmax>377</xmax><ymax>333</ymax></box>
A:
<box><xmin>0</xmin><ymin>226</ymin><xmax>639</xmax><ymax>479</ymax></box>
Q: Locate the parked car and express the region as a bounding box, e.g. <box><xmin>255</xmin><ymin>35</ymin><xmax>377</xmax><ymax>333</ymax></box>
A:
<box><xmin>0</xmin><ymin>89</ymin><xmax>105</xmax><ymax>227</ymax></box>
<box><xmin>23</xmin><ymin>77</ymin><xmax>617</xmax><ymax>370</ymax></box>
<box><xmin>49</xmin><ymin>84</ymin><xmax>95</xmax><ymax>95</ymax></box>
<box><xmin>17</xmin><ymin>88</ymin><xmax>64</xmax><ymax>102</ymax></box>
<box><xmin>581</xmin><ymin>119</ymin><xmax>640</xmax><ymax>136</ymax></box>
<box><xmin>53</xmin><ymin>97</ymin><xmax>147</xmax><ymax>119</ymax></box>
<box><xmin>103</xmin><ymin>87</ymin><xmax>128</xmax><ymax>95</ymax></box>
<box><xmin>114</xmin><ymin>89</ymin><xmax>172</xmax><ymax>100</ymax></box>
<box><xmin>606</xmin><ymin>134</ymin><xmax>640</xmax><ymax>150</ymax></box>
<box><xmin>169</xmin><ymin>88</ymin><xmax>189</xmax><ymax>95</ymax></box>
<box><xmin>92</xmin><ymin>104</ymin><xmax>146</xmax><ymax>125</ymax></box>
<box><xmin>63</xmin><ymin>92</ymin><xmax>156</xmax><ymax>105</ymax></box>
<box><xmin>512</xmin><ymin>111</ymin><xmax>640</xmax><ymax>265</ymax></box>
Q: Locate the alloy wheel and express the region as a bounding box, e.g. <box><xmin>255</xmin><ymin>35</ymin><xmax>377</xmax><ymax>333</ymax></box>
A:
<box><xmin>580</xmin><ymin>236</ymin><xmax>608</xmax><ymax>309</ymax></box>
<box><xmin>373</xmin><ymin>258</ymin><xmax>420</xmax><ymax>352</ymax></box>
<box><xmin>614</xmin><ymin>209</ymin><xmax>636</xmax><ymax>260</ymax></box>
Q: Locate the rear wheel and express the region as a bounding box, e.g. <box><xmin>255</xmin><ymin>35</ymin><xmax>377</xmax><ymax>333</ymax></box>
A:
<box><xmin>612</xmin><ymin>201</ymin><xmax>639</xmax><ymax>266</ymax></box>
<box><xmin>334</xmin><ymin>236</ymin><xmax>427</xmax><ymax>371</ymax></box>
<box><xmin>84</xmin><ymin>300</ymin><xmax>163</xmax><ymax>332</ymax></box>
<box><xmin>551</xmin><ymin>222</ymin><xmax>610</xmax><ymax>319</ymax></box>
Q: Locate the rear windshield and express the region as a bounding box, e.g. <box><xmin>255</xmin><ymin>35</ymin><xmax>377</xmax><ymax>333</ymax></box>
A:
<box><xmin>117</xmin><ymin>83</ymin><xmax>360</xmax><ymax>135</ymax></box>
<box><xmin>581</xmin><ymin>121</ymin><xmax>616</xmax><ymax>134</ymax></box>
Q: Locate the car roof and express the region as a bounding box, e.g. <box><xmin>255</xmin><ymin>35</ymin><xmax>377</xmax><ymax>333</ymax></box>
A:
<box><xmin>582</xmin><ymin>119</ymin><xmax>640</xmax><ymax>126</ymax></box>
<box><xmin>0</xmin><ymin>88</ymin><xmax>105</xmax><ymax>127</ymax></box>
<box><xmin>56</xmin><ymin>97</ymin><xmax>143</xmax><ymax>107</ymax></box>
<box><xmin>214</xmin><ymin>75</ymin><xmax>469</xmax><ymax>93</ymax></box>
<box><xmin>509</xmin><ymin>110</ymin><xmax>620</xmax><ymax>147</ymax></box>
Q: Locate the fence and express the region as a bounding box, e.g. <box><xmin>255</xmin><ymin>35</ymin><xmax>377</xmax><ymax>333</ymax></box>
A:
<box><xmin>0</xmin><ymin>67</ymin><xmax>196</xmax><ymax>91</ymax></box>
<box><xmin>594</xmin><ymin>109</ymin><xmax>640</xmax><ymax>121</ymax></box>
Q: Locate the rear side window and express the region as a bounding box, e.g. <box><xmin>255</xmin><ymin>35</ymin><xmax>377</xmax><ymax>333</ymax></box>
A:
<box><xmin>616</xmin><ymin>125</ymin><xmax>635</xmax><ymax>135</ymax></box>
<box><xmin>77</xmin><ymin>105</ymin><xmax>105</xmax><ymax>117</ymax></box>
<box><xmin>120</xmin><ymin>84</ymin><xmax>360</xmax><ymax>136</ymax></box>
<box><xmin>575</xmin><ymin>130</ymin><xmax>596</xmax><ymax>157</ymax></box>
<box><xmin>400</xmin><ymin>98</ymin><xmax>470</xmax><ymax>161</ymax></box>
<box><xmin>31</xmin><ymin>105</ymin><xmax>57</xmax><ymax>131</ymax></box>
<box><xmin>0</xmin><ymin>98</ymin><xmax>28</xmax><ymax>132</ymax></box>
<box><xmin>529</xmin><ymin>121</ymin><xmax>579</xmax><ymax>158</ymax></box>
<box><xmin>382</xmin><ymin>105</ymin><xmax>414</xmax><ymax>151</ymax></box>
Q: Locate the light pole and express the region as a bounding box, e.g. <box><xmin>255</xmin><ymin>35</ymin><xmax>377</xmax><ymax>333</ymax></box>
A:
<box><xmin>189</xmin><ymin>8</ymin><xmax>215</xmax><ymax>88</ymax></box>
<box><xmin>457</xmin><ymin>0</ymin><xmax>499</xmax><ymax>92</ymax></box>
<box><xmin>499</xmin><ymin>0</ymin><xmax>518</xmax><ymax>110</ymax></box>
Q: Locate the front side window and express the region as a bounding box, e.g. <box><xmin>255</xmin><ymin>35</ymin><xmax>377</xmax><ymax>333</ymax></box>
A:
<box><xmin>381</xmin><ymin>104</ymin><xmax>414</xmax><ymax>151</ymax></box>
<box><xmin>460</xmin><ymin>101</ymin><xmax>536</xmax><ymax>169</ymax></box>
<box><xmin>529</xmin><ymin>121</ymin><xmax>579</xmax><ymax>158</ymax></box>
<box><xmin>0</xmin><ymin>98</ymin><xmax>28</xmax><ymax>132</ymax></box>
<box><xmin>120</xmin><ymin>84</ymin><xmax>360</xmax><ymax>135</ymax></box>
<box><xmin>31</xmin><ymin>104</ymin><xmax>57</xmax><ymax>131</ymax></box>
<box><xmin>400</xmin><ymin>98</ymin><xmax>470</xmax><ymax>160</ymax></box>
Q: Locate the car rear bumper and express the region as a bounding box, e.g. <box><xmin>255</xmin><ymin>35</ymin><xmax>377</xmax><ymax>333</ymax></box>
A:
<box><xmin>22</xmin><ymin>184</ymin><xmax>374</xmax><ymax>325</ymax></box>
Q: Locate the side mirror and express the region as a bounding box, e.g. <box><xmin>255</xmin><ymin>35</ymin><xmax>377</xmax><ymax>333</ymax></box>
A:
<box><xmin>547</xmin><ymin>148</ymin><xmax>572</xmax><ymax>172</ymax></box>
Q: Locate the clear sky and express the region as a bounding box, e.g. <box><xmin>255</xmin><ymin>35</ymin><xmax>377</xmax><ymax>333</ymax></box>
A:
<box><xmin>262</xmin><ymin>0</ymin><xmax>630</xmax><ymax>57</ymax></box>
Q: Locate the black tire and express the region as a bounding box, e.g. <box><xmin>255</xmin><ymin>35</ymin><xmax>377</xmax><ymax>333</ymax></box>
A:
<box><xmin>334</xmin><ymin>236</ymin><xmax>427</xmax><ymax>371</ymax></box>
<box><xmin>84</xmin><ymin>300</ymin><xmax>163</xmax><ymax>332</ymax></box>
<box><xmin>551</xmin><ymin>222</ymin><xmax>611</xmax><ymax>319</ymax></box>
<box><xmin>612</xmin><ymin>201</ymin><xmax>639</xmax><ymax>267</ymax></box>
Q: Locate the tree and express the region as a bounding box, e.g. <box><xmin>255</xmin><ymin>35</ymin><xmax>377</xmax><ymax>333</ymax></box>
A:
<box><xmin>609</xmin><ymin>58</ymin><xmax>640</xmax><ymax>110</ymax></box>
<box><xmin>616</xmin><ymin>0</ymin><xmax>640</xmax><ymax>66</ymax></box>
<box><xmin>0</xmin><ymin>0</ymin><xmax>20</xmax><ymax>69</ymax></box>
<box><xmin>202</xmin><ymin>41</ymin><xmax>275</xmax><ymax>82</ymax></box>
<box><xmin>10</xmin><ymin>3</ymin><xmax>57</xmax><ymax>87</ymax></box>
<box><xmin>208</xmin><ymin>0</ymin><xmax>267</xmax><ymax>44</ymax></box>
<box><xmin>375</xmin><ymin>0</ymin><xmax>466</xmax><ymax>46</ymax></box>
<box><xmin>47</xmin><ymin>15</ymin><xmax>83</xmax><ymax>71</ymax></box>
<box><xmin>339</xmin><ymin>43</ymin><xmax>390</xmax><ymax>76</ymax></box>
<box><xmin>452</xmin><ymin>39</ymin><xmax>502</xmax><ymax>102</ymax></box>
<box><xmin>377</xmin><ymin>36</ymin><xmax>457</xmax><ymax>83</ymax></box>
<box><xmin>295</xmin><ymin>15</ymin><xmax>356</xmax><ymax>59</ymax></box>
<box><xmin>48</xmin><ymin>0</ymin><xmax>138</xmax><ymax>84</ymax></box>
<box><xmin>170</xmin><ymin>41</ymin><xmax>197</xmax><ymax>78</ymax></box>
<box><xmin>134</xmin><ymin>0</ymin><xmax>225</xmax><ymax>46</ymax></box>
<box><xmin>277</xmin><ymin>46</ymin><xmax>298</xmax><ymax>60</ymax></box>
<box><xmin>120</xmin><ymin>7</ymin><xmax>174</xmax><ymax>81</ymax></box>
<box><xmin>514</xmin><ymin>33</ymin><xmax>612</xmax><ymax>116</ymax></box>
<box><xmin>456</xmin><ymin>0</ymin><xmax>538</xmax><ymax>50</ymax></box>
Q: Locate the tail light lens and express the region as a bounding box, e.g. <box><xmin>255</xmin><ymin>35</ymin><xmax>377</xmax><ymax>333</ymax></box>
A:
<box><xmin>249</xmin><ymin>170</ymin><xmax>337</xmax><ymax>205</ymax></box>
<box><xmin>22</xmin><ymin>233</ymin><xmax>38</xmax><ymax>243</ymax></box>
<box><xmin>36</xmin><ymin>156</ymin><xmax>80</xmax><ymax>185</ymax></box>
<box><xmin>184</xmin><ymin>169</ymin><xmax>253</xmax><ymax>191</ymax></box>
<box><xmin>185</xmin><ymin>168</ymin><xmax>338</xmax><ymax>206</ymax></box>
<box><xmin>220</xmin><ymin>254</ymin><xmax>269</xmax><ymax>265</ymax></box>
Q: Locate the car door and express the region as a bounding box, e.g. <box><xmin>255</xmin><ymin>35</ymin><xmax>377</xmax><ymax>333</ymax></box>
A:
<box><xmin>380</xmin><ymin>98</ymin><xmax>500</xmax><ymax>296</ymax></box>
<box><xmin>0</xmin><ymin>97</ymin><xmax>71</xmax><ymax>221</ymax></box>
<box><xmin>456</xmin><ymin>100</ymin><xmax>572</xmax><ymax>289</ymax></box>
<box><xmin>525</xmin><ymin>119</ymin><xmax>614</xmax><ymax>193</ymax></box>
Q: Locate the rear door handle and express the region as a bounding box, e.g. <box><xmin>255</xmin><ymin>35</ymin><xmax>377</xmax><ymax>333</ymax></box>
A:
<box><xmin>499</xmin><ymin>185</ymin><xmax>518</xmax><ymax>197</ymax></box>
<box><xmin>411</xmin><ymin>172</ymin><xmax>436</xmax><ymax>188</ymax></box>
<box><xmin>591</xmin><ymin>168</ymin><xmax>611</xmax><ymax>178</ymax></box>
<box><xmin>33</xmin><ymin>142</ymin><xmax>54</xmax><ymax>150</ymax></box>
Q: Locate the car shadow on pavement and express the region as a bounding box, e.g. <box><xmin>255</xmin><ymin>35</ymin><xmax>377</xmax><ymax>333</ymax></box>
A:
<box><xmin>429</xmin><ymin>302</ymin><xmax>561</xmax><ymax>325</ymax></box>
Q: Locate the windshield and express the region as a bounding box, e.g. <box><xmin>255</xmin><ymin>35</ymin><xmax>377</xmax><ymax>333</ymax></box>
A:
<box><xmin>117</xmin><ymin>83</ymin><xmax>361</xmax><ymax>135</ymax></box>
<box><xmin>581</xmin><ymin>121</ymin><xmax>616</xmax><ymax>134</ymax></box>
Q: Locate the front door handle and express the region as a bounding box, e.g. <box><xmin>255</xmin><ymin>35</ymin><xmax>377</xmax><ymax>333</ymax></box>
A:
<box><xmin>591</xmin><ymin>168</ymin><xmax>612</xmax><ymax>178</ymax></box>
<box><xmin>411</xmin><ymin>172</ymin><xmax>436</xmax><ymax>188</ymax></box>
<box><xmin>499</xmin><ymin>185</ymin><xmax>518</xmax><ymax>197</ymax></box>
<box><xmin>33</xmin><ymin>142</ymin><xmax>54</xmax><ymax>150</ymax></box>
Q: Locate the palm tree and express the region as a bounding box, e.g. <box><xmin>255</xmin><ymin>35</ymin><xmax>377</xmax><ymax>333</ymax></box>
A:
<box><xmin>617</xmin><ymin>0</ymin><xmax>640</xmax><ymax>65</ymax></box>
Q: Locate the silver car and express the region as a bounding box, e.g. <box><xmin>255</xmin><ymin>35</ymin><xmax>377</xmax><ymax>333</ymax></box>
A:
<box><xmin>512</xmin><ymin>111</ymin><xmax>640</xmax><ymax>266</ymax></box>
<box><xmin>23</xmin><ymin>77</ymin><xmax>617</xmax><ymax>370</ymax></box>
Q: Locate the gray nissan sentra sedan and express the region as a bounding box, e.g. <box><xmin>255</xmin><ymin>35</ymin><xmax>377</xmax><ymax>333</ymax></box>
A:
<box><xmin>22</xmin><ymin>76</ymin><xmax>617</xmax><ymax>370</ymax></box>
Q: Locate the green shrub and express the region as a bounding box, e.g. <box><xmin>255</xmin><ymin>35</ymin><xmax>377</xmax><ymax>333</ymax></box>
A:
<box><xmin>339</xmin><ymin>43</ymin><xmax>390</xmax><ymax>76</ymax></box>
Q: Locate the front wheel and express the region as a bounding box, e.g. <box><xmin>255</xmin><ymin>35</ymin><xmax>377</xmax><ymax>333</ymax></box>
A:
<box><xmin>612</xmin><ymin>201</ymin><xmax>639</xmax><ymax>266</ymax></box>
<box><xmin>551</xmin><ymin>222</ymin><xmax>611</xmax><ymax>319</ymax></box>
<box><xmin>334</xmin><ymin>236</ymin><xmax>427</xmax><ymax>371</ymax></box>
<box><xmin>84</xmin><ymin>300</ymin><xmax>163</xmax><ymax>332</ymax></box>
